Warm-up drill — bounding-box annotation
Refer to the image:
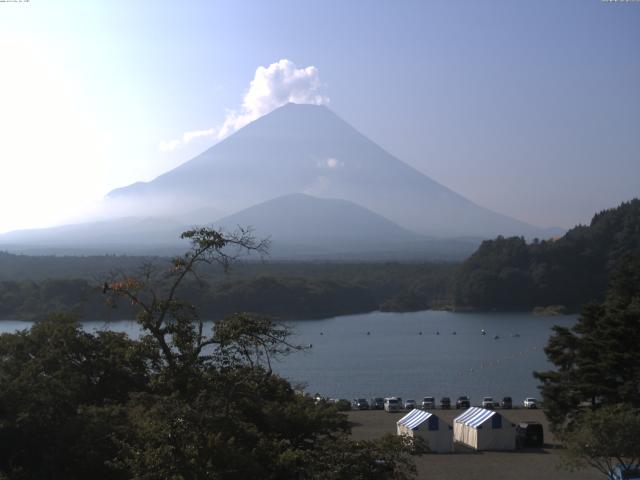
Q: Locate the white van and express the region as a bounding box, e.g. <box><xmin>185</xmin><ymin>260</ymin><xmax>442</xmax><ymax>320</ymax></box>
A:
<box><xmin>384</xmin><ymin>397</ymin><xmax>400</xmax><ymax>412</ymax></box>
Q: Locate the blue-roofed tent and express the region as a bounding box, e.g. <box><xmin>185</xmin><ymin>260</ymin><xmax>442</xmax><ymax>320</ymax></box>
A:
<box><xmin>453</xmin><ymin>407</ymin><xmax>516</xmax><ymax>450</ymax></box>
<box><xmin>396</xmin><ymin>409</ymin><xmax>453</xmax><ymax>452</ymax></box>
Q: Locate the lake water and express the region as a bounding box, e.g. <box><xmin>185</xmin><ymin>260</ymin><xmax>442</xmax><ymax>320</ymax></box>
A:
<box><xmin>1</xmin><ymin>310</ymin><xmax>574</xmax><ymax>404</ymax></box>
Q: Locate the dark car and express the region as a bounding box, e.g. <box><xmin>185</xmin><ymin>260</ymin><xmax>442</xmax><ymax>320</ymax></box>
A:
<box><xmin>501</xmin><ymin>396</ymin><xmax>513</xmax><ymax>409</ymax></box>
<box><xmin>370</xmin><ymin>397</ymin><xmax>385</xmax><ymax>410</ymax></box>
<box><xmin>516</xmin><ymin>422</ymin><xmax>544</xmax><ymax>448</ymax></box>
<box><xmin>456</xmin><ymin>396</ymin><xmax>471</xmax><ymax>409</ymax></box>
<box><xmin>421</xmin><ymin>396</ymin><xmax>435</xmax><ymax>409</ymax></box>
<box><xmin>440</xmin><ymin>397</ymin><xmax>451</xmax><ymax>409</ymax></box>
<box><xmin>404</xmin><ymin>399</ymin><xmax>417</xmax><ymax>410</ymax></box>
<box><xmin>482</xmin><ymin>396</ymin><xmax>495</xmax><ymax>409</ymax></box>
<box><xmin>352</xmin><ymin>398</ymin><xmax>370</xmax><ymax>410</ymax></box>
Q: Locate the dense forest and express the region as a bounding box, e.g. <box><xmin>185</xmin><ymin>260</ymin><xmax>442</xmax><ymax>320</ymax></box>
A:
<box><xmin>452</xmin><ymin>199</ymin><xmax>640</xmax><ymax>311</ymax></box>
<box><xmin>0</xmin><ymin>199</ymin><xmax>638</xmax><ymax>320</ymax></box>
<box><xmin>0</xmin><ymin>260</ymin><xmax>454</xmax><ymax>321</ymax></box>
<box><xmin>0</xmin><ymin>229</ymin><xmax>421</xmax><ymax>479</ymax></box>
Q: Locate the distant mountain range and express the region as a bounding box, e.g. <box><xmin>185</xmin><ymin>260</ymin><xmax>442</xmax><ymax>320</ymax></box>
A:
<box><xmin>0</xmin><ymin>103</ymin><xmax>563</xmax><ymax>258</ymax></box>
<box><xmin>0</xmin><ymin>217</ymin><xmax>187</xmax><ymax>255</ymax></box>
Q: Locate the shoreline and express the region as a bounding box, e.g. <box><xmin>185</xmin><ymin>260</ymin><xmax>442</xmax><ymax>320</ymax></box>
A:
<box><xmin>0</xmin><ymin>305</ymin><xmax>577</xmax><ymax>323</ymax></box>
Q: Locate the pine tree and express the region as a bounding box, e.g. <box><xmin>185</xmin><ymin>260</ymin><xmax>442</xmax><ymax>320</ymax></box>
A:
<box><xmin>535</xmin><ymin>253</ymin><xmax>640</xmax><ymax>430</ymax></box>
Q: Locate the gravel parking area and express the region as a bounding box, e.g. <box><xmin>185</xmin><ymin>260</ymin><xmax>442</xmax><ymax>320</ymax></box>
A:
<box><xmin>348</xmin><ymin>408</ymin><xmax>602</xmax><ymax>480</ymax></box>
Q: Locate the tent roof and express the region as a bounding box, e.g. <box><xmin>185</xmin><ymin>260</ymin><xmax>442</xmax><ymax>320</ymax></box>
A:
<box><xmin>454</xmin><ymin>407</ymin><xmax>498</xmax><ymax>428</ymax></box>
<box><xmin>397</xmin><ymin>409</ymin><xmax>433</xmax><ymax>430</ymax></box>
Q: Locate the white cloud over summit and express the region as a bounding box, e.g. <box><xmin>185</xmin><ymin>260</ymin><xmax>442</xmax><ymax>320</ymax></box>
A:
<box><xmin>159</xmin><ymin>59</ymin><xmax>328</xmax><ymax>152</ymax></box>
<box><xmin>218</xmin><ymin>59</ymin><xmax>328</xmax><ymax>138</ymax></box>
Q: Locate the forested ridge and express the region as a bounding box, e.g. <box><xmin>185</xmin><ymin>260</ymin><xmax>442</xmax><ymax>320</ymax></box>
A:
<box><xmin>1</xmin><ymin>199</ymin><xmax>638</xmax><ymax>320</ymax></box>
<box><xmin>0</xmin><ymin>262</ymin><xmax>454</xmax><ymax>321</ymax></box>
<box><xmin>453</xmin><ymin>199</ymin><xmax>640</xmax><ymax>311</ymax></box>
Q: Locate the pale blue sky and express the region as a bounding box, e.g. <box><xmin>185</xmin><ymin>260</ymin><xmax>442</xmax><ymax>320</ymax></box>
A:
<box><xmin>0</xmin><ymin>0</ymin><xmax>638</xmax><ymax>232</ymax></box>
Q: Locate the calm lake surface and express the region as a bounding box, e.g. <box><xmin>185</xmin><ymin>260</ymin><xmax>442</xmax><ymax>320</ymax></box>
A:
<box><xmin>1</xmin><ymin>310</ymin><xmax>575</xmax><ymax>404</ymax></box>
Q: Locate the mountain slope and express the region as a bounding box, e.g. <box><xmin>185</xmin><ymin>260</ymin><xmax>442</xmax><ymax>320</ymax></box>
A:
<box><xmin>109</xmin><ymin>103</ymin><xmax>550</xmax><ymax>238</ymax></box>
<box><xmin>0</xmin><ymin>217</ymin><xmax>188</xmax><ymax>254</ymax></box>
<box><xmin>214</xmin><ymin>193</ymin><xmax>420</xmax><ymax>253</ymax></box>
<box><xmin>0</xmin><ymin>194</ymin><xmax>481</xmax><ymax>259</ymax></box>
<box><xmin>453</xmin><ymin>198</ymin><xmax>640</xmax><ymax>310</ymax></box>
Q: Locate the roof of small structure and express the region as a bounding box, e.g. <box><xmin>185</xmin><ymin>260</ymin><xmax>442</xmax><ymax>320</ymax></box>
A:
<box><xmin>397</xmin><ymin>409</ymin><xmax>434</xmax><ymax>430</ymax></box>
<box><xmin>454</xmin><ymin>407</ymin><xmax>498</xmax><ymax>428</ymax></box>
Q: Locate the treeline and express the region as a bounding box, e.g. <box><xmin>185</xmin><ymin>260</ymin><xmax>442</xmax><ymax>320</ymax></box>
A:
<box><xmin>0</xmin><ymin>263</ymin><xmax>455</xmax><ymax>321</ymax></box>
<box><xmin>452</xmin><ymin>199</ymin><xmax>640</xmax><ymax>311</ymax></box>
<box><xmin>2</xmin><ymin>199</ymin><xmax>638</xmax><ymax>319</ymax></box>
<box><xmin>0</xmin><ymin>279</ymin><xmax>107</xmax><ymax>320</ymax></box>
<box><xmin>0</xmin><ymin>251</ymin><xmax>156</xmax><ymax>281</ymax></box>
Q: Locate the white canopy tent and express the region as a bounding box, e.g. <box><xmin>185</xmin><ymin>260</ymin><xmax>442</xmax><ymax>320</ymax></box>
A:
<box><xmin>453</xmin><ymin>407</ymin><xmax>516</xmax><ymax>450</ymax></box>
<box><xmin>396</xmin><ymin>409</ymin><xmax>453</xmax><ymax>453</ymax></box>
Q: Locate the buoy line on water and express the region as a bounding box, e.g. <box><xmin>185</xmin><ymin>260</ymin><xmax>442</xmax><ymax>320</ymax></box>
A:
<box><xmin>315</xmin><ymin>330</ymin><xmax>523</xmax><ymax>339</ymax></box>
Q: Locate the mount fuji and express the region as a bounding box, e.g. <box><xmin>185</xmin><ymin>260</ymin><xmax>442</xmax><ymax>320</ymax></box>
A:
<box><xmin>109</xmin><ymin>103</ymin><xmax>549</xmax><ymax>239</ymax></box>
<box><xmin>0</xmin><ymin>103</ymin><xmax>559</xmax><ymax>257</ymax></box>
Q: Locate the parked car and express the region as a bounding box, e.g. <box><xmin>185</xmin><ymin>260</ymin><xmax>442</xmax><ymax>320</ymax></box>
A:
<box><xmin>482</xmin><ymin>396</ymin><xmax>495</xmax><ymax>409</ymax></box>
<box><xmin>608</xmin><ymin>464</ymin><xmax>640</xmax><ymax>480</ymax></box>
<box><xmin>370</xmin><ymin>397</ymin><xmax>385</xmax><ymax>410</ymax></box>
<box><xmin>352</xmin><ymin>398</ymin><xmax>370</xmax><ymax>410</ymax></box>
<box><xmin>501</xmin><ymin>396</ymin><xmax>513</xmax><ymax>409</ymax></box>
<box><xmin>456</xmin><ymin>396</ymin><xmax>471</xmax><ymax>409</ymax></box>
<box><xmin>440</xmin><ymin>397</ymin><xmax>451</xmax><ymax>409</ymax></box>
<box><xmin>421</xmin><ymin>396</ymin><xmax>435</xmax><ymax>409</ymax></box>
<box><xmin>384</xmin><ymin>397</ymin><xmax>401</xmax><ymax>412</ymax></box>
<box><xmin>523</xmin><ymin>397</ymin><xmax>538</xmax><ymax>409</ymax></box>
<box><xmin>404</xmin><ymin>399</ymin><xmax>417</xmax><ymax>410</ymax></box>
<box><xmin>516</xmin><ymin>422</ymin><xmax>544</xmax><ymax>448</ymax></box>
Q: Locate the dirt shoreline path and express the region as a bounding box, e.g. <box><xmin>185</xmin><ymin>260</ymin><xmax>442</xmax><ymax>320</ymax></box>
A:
<box><xmin>348</xmin><ymin>409</ymin><xmax>602</xmax><ymax>480</ymax></box>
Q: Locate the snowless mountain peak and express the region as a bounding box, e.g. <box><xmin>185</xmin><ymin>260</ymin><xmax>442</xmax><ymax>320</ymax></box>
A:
<box><xmin>107</xmin><ymin>102</ymin><xmax>549</xmax><ymax>239</ymax></box>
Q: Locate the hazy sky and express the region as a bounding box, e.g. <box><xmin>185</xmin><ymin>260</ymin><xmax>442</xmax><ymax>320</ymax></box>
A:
<box><xmin>1</xmin><ymin>0</ymin><xmax>638</xmax><ymax>233</ymax></box>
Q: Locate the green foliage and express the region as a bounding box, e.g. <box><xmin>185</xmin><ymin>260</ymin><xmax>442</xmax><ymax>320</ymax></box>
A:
<box><xmin>534</xmin><ymin>253</ymin><xmax>640</xmax><ymax>430</ymax></box>
<box><xmin>0</xmin><ymin>314</ymin><xmax>151</xmax><ymax>479</ymax></box>
<box><xmin>0</xmin><ymin>228</ymin><xmax>420</xmax><ymax>479</ymax></box>
<box><xmin>531</xmin><ymin>216</ymin><xmax>640</xmax><ymax>477</ymax></box>
<box><xmin>333</xmin><ymin>399</ymin><xmax>352</xmax><ymax>411</ymax></box>
<box><xmin>559</xmin><ymin>404</ymin><xmax>640</xmax><ymax>476</ymax></box>
<box><xmin>301</xmin><ymin>434</ymin><xmax>421</xmax><ymax>480</ymax></box>
<box><xmin>0</xmin><ymin>278</ymin><xmax>106</xmax><ymax>320</ymax></box>
<box><xmin>454</xmin><ymin>199</ymin><xmax>640</xmax><ymax>310</ymax></box>
<box><xmin>0</xmin><ymin>262</ymin><xmax>455</xmax><ymax>321</ymax></box>
<box><xmin>208</xmin><ymin>275</ymin><xmax>378</xmax><ymax>319</ymax></box>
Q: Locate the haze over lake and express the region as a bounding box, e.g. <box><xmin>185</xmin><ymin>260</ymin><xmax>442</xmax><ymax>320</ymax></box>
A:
<box><xmin>2</xmin><ymin>310</ymin><xmax>574</xmax><ymax>402</ymax></box>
